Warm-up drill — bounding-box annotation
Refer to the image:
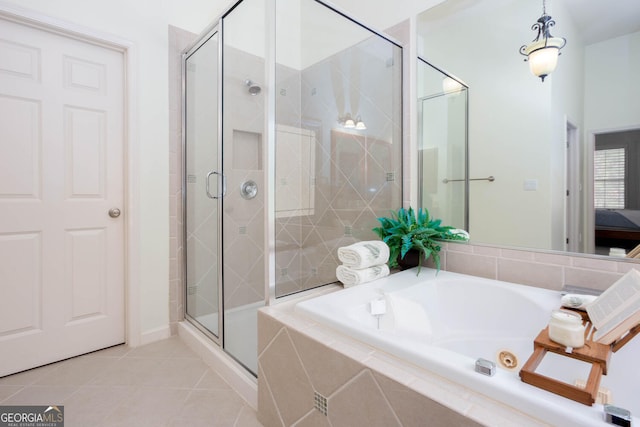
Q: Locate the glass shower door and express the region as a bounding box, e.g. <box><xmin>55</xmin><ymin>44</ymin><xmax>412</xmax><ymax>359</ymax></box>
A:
<box><xmin>184</xmin><ymin>30</ymin><xmax>221</xmax><ymax>340</ymax></box>
<box><xmin>220</xmin><ymin>0</ymin><xmax>266</xmax><ymax>376</ymax></box>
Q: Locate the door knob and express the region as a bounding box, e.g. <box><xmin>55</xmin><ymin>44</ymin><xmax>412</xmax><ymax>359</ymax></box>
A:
<box><xmin>108</xmin><ymin>208</ymin><xmax>121</xmax><ymax>218</ymax></box>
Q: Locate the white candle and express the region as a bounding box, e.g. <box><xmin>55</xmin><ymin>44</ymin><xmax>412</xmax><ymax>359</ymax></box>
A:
<box><xmin>548</xmin><ymin>310</ymin><xmax>585</xmax><ymax>348</ymax></box>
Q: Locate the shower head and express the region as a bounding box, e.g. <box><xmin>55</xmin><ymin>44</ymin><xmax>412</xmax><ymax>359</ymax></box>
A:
<box><xmin>245</xmin><ymin>79</ymin><xmax>261</xmax><ymax>96</ymax></box>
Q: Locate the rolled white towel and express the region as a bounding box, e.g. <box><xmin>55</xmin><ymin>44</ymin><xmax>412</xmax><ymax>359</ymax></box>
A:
<box><xmin>336</xmin><ymin>264</ymin><xmax>390</xmax><ymax>288</ymax></box>
<box><xmin>337</xmin><ymin>241</ymin><xmax>390</xmax><ymax>269</ymax></box>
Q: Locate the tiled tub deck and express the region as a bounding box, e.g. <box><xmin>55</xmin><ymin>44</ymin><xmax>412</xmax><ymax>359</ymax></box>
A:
<box><xmin>256</xmin><ymin>285</ymin><xmax>547</xmax><ymax>427</ymax></box>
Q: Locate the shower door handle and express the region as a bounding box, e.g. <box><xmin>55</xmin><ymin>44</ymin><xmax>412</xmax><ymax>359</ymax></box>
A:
<box><xmin>206</xmin><ymin>170</ymin><xmax>226</xmax><ymax>199</ymax></box>
<box><xmin>216</xmin><ymin>171</ymin><xmax>227</xmax><ymax>198</ymax></box>
<box><xmin>205</xmin><ymin>170</ymin><xmax>217</xmax><ymax>199</ymax></box>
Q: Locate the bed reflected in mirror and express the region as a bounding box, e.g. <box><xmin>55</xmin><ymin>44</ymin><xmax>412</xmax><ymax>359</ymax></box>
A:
<box><xmin>594</xmin><ymin>129</ymin><xmax>640</xmax><ymax>256</ymax></box>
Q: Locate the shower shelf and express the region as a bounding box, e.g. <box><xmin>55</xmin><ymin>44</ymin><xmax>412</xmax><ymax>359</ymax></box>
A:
<box><xmin>519</xmin><ymin>310</ymin><xmax>640</xmax><ymax>406</ymax></box>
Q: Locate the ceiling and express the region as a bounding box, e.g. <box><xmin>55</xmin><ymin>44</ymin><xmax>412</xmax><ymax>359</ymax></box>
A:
<box><xmin>328</xmin><ymin>0</ymin><xmax>445</xmax><ymax>31</ymax></box>
<box><xmin>562</xmin><ymin>0</ymin><xmax>640</xmax><ymax>45</ymax></box>
<box><xmin>332</xmin><ymin>0</ymin><xmax>640</xmax><ymax>45</ymax></box>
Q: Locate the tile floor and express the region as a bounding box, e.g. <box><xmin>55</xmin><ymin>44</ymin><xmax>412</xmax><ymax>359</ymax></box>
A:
<box><xmin>0</xmin><ymin>336</ymin><xmax>262</xmax><ymax>426</ymax></box>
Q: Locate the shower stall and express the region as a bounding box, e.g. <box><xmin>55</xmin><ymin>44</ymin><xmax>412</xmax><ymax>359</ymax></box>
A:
<box><xmin>183</xmin><ymin>0</ymin><xmax>403</xmax><ymax>375</ymax></box>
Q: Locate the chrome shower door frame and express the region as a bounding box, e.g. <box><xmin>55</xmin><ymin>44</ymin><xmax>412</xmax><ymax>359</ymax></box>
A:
<box><xmin>182</xmin><ymin>24</ymin><xmax>224</xmax><ymax>346</ymax></box>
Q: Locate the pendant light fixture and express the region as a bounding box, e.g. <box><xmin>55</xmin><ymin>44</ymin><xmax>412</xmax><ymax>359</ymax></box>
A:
<box><xmin>519</xmin><ymin>0</ymin><xmax>566</xmax><ymax>82</ymax></box>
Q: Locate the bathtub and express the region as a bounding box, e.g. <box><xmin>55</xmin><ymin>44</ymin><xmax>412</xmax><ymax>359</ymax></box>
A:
<box><xmin>295</xmin><ymin>268</ymin><xmax>640</xmax><ymax>427</ymax></box>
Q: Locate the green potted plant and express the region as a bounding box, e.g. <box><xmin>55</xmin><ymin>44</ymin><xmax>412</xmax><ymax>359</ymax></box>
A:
<box><xmin>372</xmin><ymin>207</ymin><xmax>468</xmax><ymax>273</ymax></box>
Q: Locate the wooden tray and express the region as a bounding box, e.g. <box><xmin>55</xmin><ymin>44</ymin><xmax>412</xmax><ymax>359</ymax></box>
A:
<box><xmin>519</xmin><ymin>326</ymin><xmax>610</xmax><ymax>405</ymax></box>
<box><xmin>519</xmin><ymin>314</ymin><xmax>640</xmax><ymax>406</ymax></box>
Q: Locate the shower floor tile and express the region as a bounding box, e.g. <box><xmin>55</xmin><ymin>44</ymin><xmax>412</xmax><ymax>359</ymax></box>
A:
<box><xmin>0</xmin><ymin>336</ymin><xmax>262</xmax><ymax>427</ymax></box>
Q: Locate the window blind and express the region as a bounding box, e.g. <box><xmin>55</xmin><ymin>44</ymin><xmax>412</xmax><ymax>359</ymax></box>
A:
<box><xmin>594</xmin><ymin>148</ymin><xmax>625</xmax><ymax>209</ymax></box>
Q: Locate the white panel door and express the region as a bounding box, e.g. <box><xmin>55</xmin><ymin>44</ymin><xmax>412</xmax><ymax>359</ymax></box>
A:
<box><xmin>0</xmin><ymin>17</ymin><xmax>125</xmax><ymax>376</ymax></box>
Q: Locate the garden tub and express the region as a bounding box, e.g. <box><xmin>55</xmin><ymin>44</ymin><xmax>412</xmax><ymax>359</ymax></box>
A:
<box><xmin>295</xmin><ymin>268</ymin><xmax>639</xmax><ymax>426</ymax></box>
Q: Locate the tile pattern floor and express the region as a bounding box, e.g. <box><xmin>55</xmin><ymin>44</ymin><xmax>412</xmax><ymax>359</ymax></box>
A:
<box><xmin>0</xmin><ymin>336</ymin><xmax>262</xmax><ymax>426</ymax></box>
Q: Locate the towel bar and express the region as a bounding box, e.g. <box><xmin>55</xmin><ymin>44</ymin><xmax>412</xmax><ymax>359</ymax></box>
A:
<box><xmin>442</xmin><ymin>176</ymin><xmax>495</xmax><ymax>184</ymax></box>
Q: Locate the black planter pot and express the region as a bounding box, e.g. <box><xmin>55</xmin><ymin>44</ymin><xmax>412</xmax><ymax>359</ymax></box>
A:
<box><xmin>396</xmin><ymin>250</ymin><xmax>429</xmax><ymax>270</ymax></box>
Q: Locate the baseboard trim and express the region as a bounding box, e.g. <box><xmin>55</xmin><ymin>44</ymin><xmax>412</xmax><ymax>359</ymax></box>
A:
<box><xmin>138</xmin><ymin>324</ymin><xmax>171</xmax><ymax>346</ymax></box>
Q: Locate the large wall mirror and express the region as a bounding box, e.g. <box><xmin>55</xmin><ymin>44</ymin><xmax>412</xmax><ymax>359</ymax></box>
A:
<box><xmin>417</xmin><ymin>0</ymin><xmax>640</xmax><ymax>260</ymax></box>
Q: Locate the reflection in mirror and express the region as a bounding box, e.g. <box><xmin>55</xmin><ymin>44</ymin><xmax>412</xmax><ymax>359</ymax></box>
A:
<box><xmin>417</xmin><ymin>57</ymin><xmax>468</xmax><ymax>230</ymax></box>
<box><xmin>417</xmin><ymin>0</ymin><xmax>640</xmax><ymax>260</ymax></box>
<box><xmin>594</xmin><ymin>129</ymin><xmax>640</xmax><ymax>256</ymax></box>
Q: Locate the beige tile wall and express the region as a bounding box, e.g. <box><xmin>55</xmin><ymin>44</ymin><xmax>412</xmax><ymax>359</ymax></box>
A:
<box><xmin>439</xmin><ymin>242</ymin><xmax>638</xmax><ymax>293</ymax></box>
<box><xmin>221</xmin><ymin>46</ymin><xmax>267</xmax><ymax>310</ymax></box>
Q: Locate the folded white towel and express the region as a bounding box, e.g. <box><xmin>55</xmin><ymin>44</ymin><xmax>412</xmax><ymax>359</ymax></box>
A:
<box><xmin>337</xmin><ymin>241</ymin><xmax>390</xmax><ymax>269</ymax></box>
<box><xmin>336</xmin><ymin>264</ymin><xmax>390</xmax><ymax>288</ymax></box>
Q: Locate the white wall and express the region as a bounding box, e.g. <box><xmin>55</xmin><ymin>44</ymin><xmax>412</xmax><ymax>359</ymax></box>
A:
<box><xmin>584</xmin><ymin>31</ymin><xmax>640</xmax><ymax>132</ymax></box>
<box><xmin>417</xmin><ymin>0</ymin><xmax>584</xmax><ymax>251</ymax></box>
<box><xmin>168</xmin><ymin>0</ymin><xmax>225</xmax><ymax>34</ymax></box>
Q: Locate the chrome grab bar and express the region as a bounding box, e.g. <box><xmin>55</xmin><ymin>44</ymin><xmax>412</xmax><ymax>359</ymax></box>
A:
<box><xmin>442</xmin><ymin>175</ymin><xmax>495</xmax><ymax>184</ymax></box>
<box><xmin>205</xmin><ymin>170</ymin><xmax>226</xmax><ymax>199</ymax></box>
